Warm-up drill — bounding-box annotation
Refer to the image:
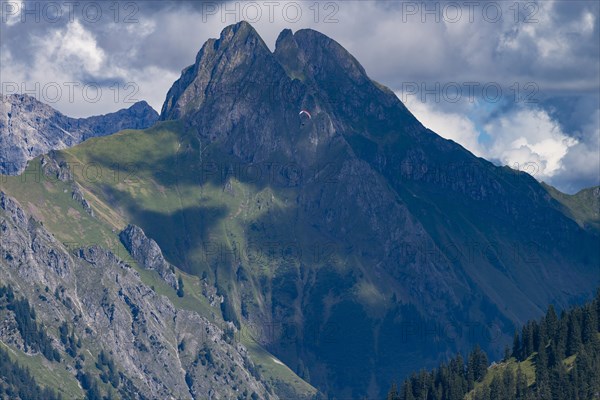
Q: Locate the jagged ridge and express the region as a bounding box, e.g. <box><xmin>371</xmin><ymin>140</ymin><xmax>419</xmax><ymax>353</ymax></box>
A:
<box><xmin>0</xmin><ymin>94</ymin><xmax>158</xmax><ymax>175</ymax></box>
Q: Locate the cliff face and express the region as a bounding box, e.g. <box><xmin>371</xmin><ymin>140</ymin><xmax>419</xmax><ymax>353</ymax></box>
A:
<box><xmin>119</xmin><ymin>224</ymin><xmax>178</xmax><ymax>289</ymax></box>
<box><xmin>0</xmin><ymin>191</ymin><xmax>276</xmax><ymax>400</ymax></box>
<box><xmin>0</xmin><ymin>94</ymin><xmax>158</xmax><ymax>175</ymax></box>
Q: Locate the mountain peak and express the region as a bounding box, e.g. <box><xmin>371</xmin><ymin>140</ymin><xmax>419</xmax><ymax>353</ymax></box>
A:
<box><xmin>275</xmin><ymin>28</ymin><xmax>293</xmax><ymax>47</ymax></box>
<box><xmin>273</xmin><ymin>27</ymin><xmax>368</xmax><ymax>83</ymax></box>
<box><xmin>160</xmin><ymin>22</ymin><xmax>422</xmax><ymax>153</ymax></box>
<box><xmin>211</xmin><ymin>20</ymin><xmax>269</xmax><ymax>57</ymax></box>
<box><xmin>161</xmin><ymin>23</ymin><xmax>384</xmax><ymax>123</ymax></box>
<box><xmin>160</xmin><ymin>21</ymin><xmax>273</xmax><ymax>121</ymax></box>
<box><xmin>219</xmin><ymin>20</ymin><xmax>257</xmax><ymax>41</ymax></box>
<box><xmin>273</xmin><ymin>28</ymin><xmax>306</xmax><ymax>80</ymax></box>
<box><xmin>293</xmin><ymin>28</ymin><xmax>367</xmax><ymax>81</ymax></box>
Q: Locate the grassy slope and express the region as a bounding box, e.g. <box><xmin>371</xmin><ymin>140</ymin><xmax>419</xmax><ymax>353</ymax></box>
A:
<box><xmin>465</xmin><ymin>355</ymin><xmax>535</xmax><ymax>399</ymax></box>
<box><xmin>0</xmin><ymin>341</ymin><xmax>84</xmax><ymax>399</ymax></box>
<box><xmin>0</xmin><ymin>157</ymin><xmax>218</xmax><ymax>322</ymax></box>
<box><xmin>0</xmin><ymin>122</ymin><xmax>317</xmax><ymax>398</ymax></box>
<box><xmin>543</xmin><ymin>182</ymin><xmax>600</xmax><ymax>232</ymax></box>
<box><xmin>465</xmin><ymin>350</ymin><xmax>583</xmax><ymax>400</ymax></box>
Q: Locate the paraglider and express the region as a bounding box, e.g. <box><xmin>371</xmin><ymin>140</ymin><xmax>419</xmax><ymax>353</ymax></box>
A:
<box><xmin>299</xmin><ymin>110</ymin><xmax>312</xmax><ymax>119</ymax></box>
<box><xmin>299</xmin><ymin>110</ymin><xmax>312</xmax><ymax>126</ymax></box>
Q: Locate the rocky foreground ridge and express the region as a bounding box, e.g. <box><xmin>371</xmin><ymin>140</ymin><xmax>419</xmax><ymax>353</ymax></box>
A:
<box><xmin>0</xmin><ymin>191</ymin><xmax>277</xmax><ymax>399</ymax></box>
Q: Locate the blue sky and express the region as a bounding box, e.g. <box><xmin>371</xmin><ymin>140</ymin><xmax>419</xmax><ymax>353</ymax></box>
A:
<box><xmin>1</xmin><ymin>0</ymin><xmax>598</xmax><ymax>193</ymax></box>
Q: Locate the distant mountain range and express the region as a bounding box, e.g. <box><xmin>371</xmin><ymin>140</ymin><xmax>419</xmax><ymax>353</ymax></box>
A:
<box><xmin>0</xmin><ymin>93</ymin><xmax>158</xmax><ymax>175</ymax></box>
<box><xmin>0</xmin><ymin>21</ymin><xmax>598</xmax><ymax>399</ymax></box>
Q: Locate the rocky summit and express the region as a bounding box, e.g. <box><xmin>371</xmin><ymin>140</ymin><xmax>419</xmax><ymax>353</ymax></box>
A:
<box><xmin>0</xmin><ymin>21</ymin><xmax>598</xmax><ymax>400</ymax></box>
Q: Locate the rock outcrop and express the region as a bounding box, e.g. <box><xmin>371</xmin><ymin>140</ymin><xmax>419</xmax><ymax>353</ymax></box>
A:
<box><xmin>119</xmin><ymin>224</ymin><xmax>178</xmax><ymax>289</ymax></box>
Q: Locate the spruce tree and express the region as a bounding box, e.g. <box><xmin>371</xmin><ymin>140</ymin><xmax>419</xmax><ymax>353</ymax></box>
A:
<box><xmin>387</xmin><ymin>382</ymin><xmax>398</xmax><ymax>400</ymax></box>
<box><xmin>503</xmin><ymin>345</ymin><xmax>511</xmax><ymax>362</ymax></box>
<box><xmin>595</xmin><ymin>289</ymin><xmax>600</xmax><ymax>331</ymax></box>
<box><xmin>177</xmin><ymin>275</ymin><xmax>185</xmax><ymax>298</ymax></box>
<box><xmin>512</xmin><ymin>330</ymin><xmax>521</xmax><ymax>360</ymax></box>
<box><xmin>515</xmin><ymin>366</ymin><xmax>528</xmax><ymax>400</ymax></box>
<box><xmin>566</xmin><ymin>313</ymin><xmax>582</xmax><ymax>356</ymax></box>
<box><xmin>535</xmin><ymin>342</ymin><xmax>549</xmax><ymax>386</ymax></box>
<box><xmin>386</xmin><ymin>291</ymin><xmax>600</xmax><ymax>400</ymax></box>
<box><xmin>545</xmin><ymin>304</ymin><xmax>558</xmax><ymax>342</ymax></box>
<box><xmin>489</xmin><ymin>375</ymin><xmax>502</xmax><ymax>400</ymax></box>
<box><xmin>502</xmin><ymin>367</ymin><xmax>516</xmax><ymax>398</ymax></box>
<box><xmin>581</xmin><ymin>305</ymin><xmax>597</xmax><ymax>344</ymax></box>
<box><xmin>401</xmin><ymin>379</ymin><xmax>415</xmax><ymax>400</ymax></box>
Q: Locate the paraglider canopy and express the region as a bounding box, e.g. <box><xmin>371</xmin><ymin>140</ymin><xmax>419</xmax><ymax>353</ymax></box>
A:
<box><xmin>299</xmin><ymin>110</ymin><xmax>312</xmax><ymax>119</ymax></box>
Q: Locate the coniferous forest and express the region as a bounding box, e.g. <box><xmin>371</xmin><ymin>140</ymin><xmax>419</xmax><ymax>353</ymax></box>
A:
<box><xmin>387</xmin><ymin>290</ymin><xmax>600</xmax><ymax>400</ymax></box>
<box><xmin>0</xmin><ymin>285</ymin><xmax>61</xmax><ymax>362</ymax></box>
<box><xmin>0</xmin><ymin>345</ymin><xmax>62</xmax><ymax>400</ymax></box>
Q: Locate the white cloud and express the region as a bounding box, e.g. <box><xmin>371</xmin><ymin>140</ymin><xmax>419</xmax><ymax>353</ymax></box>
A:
<box><xmin>484</xmin><ymin>108</ymin><xmax>578</xmax><ymax>180</ymax></box>
<box><xmin>35</xmin><ymin>19</ymin><xmax>106</xmax><ymax>74</ymax></box>
<box><xmin>550</xmin><ymin>109</ymin><xmax>600</xmax><ymax>193</ymax></box>
<box><xmin>402</xmin><ymin>95</ymin><xmax>597</xmax><ymax>191</ymax></box>
<box><xmin>402</xmin><ymin>95</ymin><xmax>485</xmax><ymax>157</ymax></box>
<box><xmin>1</xmin><ymin>19</ymin><xmax>176</xmax><ymax>117</ymax></box>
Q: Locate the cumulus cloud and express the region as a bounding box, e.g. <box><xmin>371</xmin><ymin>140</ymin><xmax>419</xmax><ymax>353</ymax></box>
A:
<box><xmin>547</xmin><ymin>109</ymin><xmax>600</xmax><ymax>193</ymax></box>
<box><xmin>37</xmin><ymin>19</ymin><xmax>106</xmax><ymax>75</ymax></box>
<box><xmin>484</xmin><ymin>108</ymin><xmax>578</xmax><ymax>179</ymax></box>
<box><xmin>404</xmin><ymin>96</ymin><xmax>598</xmax><ymax>193</ymax></box>
<box><xmin>1</xmin><ymin>17</ymin><xmax>177</xmax><ymax>117</ymax></box>
<box><xmin>403</xmin><ymin>96</ymin><xmax>485</xmax><ymax>157</ymax></box>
